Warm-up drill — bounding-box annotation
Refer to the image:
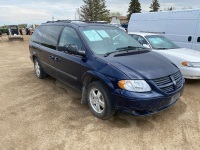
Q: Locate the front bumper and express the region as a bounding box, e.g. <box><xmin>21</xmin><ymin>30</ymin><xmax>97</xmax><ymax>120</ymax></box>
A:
<box><xmin>112</xmin><ymin>85</ymin><xmax>184</xmax><ymax>116</ymax></box>
<box><xmin>180</xmin><ymin>66</ymin><xmax>200</xmax><ymax>79</ymax></box>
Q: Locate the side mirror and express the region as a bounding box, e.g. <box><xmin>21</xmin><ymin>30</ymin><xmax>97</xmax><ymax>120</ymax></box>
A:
<box><xmin>67</xmin><ymin>44</ymin><xmax>86</xmax><ymax>57</ymax></box>
<box><xmin>67</xmin><ymin>44</ymin><xmax>78</xmax><ymax>53</ymax></box>
<box><xmin>143</xmin><ymin>44</ymin><xmax>150</xmax><ymax>49</ymax></box>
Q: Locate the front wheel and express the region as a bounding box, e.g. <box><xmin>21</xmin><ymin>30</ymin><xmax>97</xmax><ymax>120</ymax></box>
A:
<box><xmin>87</xmin><ymin>81</ymin><xmax>115</xmax><ymax>119</ymax></box>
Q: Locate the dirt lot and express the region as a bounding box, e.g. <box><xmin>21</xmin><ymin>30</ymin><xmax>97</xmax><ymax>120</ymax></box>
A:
<box><xmin>0</xmin><ymin>35</ymin><xmax>199</xmax><ymax>150</ymax></box>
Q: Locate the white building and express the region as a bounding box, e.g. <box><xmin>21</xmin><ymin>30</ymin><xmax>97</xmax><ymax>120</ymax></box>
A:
<box><xmin>110</xmin><ymin>16</ymin><xmax>128</xmax><ymax>24</ymax></box>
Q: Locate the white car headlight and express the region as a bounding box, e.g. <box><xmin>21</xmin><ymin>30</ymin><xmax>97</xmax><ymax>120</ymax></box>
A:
<box><xmin>182</xmin><ymin>61</ymin><xmax>200</xmax><ymax>68</ymax></box>
<box><xmin>118</xmin><ymin>80</ymin><xmax>151</xmax><ymax>92</ymax></box>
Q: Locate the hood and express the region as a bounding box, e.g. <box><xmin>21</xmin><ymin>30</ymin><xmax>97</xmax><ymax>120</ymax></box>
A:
<box><xmin>99</xmin><ymin>51</ymin><xmax>178</xmax><ymax>79</ymax></box>
<box><xmin>154</xmin><ymin>48</ymin><xmax>200</xmax><ymax>62</ymax></box>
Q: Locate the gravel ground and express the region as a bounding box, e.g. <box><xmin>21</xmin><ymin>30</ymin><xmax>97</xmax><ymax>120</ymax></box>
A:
<box><xmin>0</xmin><ymin>35</ymin><xmax>199</xmax><ymax>150</ymax></box>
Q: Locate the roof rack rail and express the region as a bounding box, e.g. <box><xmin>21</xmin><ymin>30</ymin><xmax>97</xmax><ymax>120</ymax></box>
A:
<box><xmin>45</xmin><ymin>20</ymin><xmax>109</xmax><ymax>24</ymax></box>
<box><xmin>56</xmin><ymin>20</ymin><xmax>73</xmax><ymax>23</ymax></box>
<box><xmin>87</xmin><ymin>21</ymin><xmax>108</xmax><ymax>24</ymax></box>
<box><xmin>46</xmin><ymin>20</ymin><xmax>85</xmax><ymax>23</ymax></box>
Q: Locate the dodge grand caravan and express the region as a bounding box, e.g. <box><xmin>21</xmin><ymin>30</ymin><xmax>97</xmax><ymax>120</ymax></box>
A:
<box><xmin>29</xmin><ymin>20</ymin><xmax>184</xmax><ymax>119</ymax></box>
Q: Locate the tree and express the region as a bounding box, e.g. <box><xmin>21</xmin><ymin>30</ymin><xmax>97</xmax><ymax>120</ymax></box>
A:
<box><xmin>168</xmin><ymin>7</ymin><xmax>173</xmax><ymax>11</ymax></box>
<box><xmin>110</xmin><ymin>11</ymin><xmax>122</xmax><ymax>17</ymax></box>
<box><xmin>163</xmin><ymin>7</ymin><xmax>176</xmax><ymax>11</ymax></box>
<box><xmin>76</xmin><ymin>8</ymin><xmax>81</xmax><ymax>20</ymax></box>
<box><xmin>150</xmin><ymin>0</ymin><xmax>160</xmax><ymax>12</ymax></box>
<box><xmin>80</xmin><ymin>0</ymin><xmax>110</xmax><ymax>22</ymax></box>
<box><xmin>127</xmin><ymin>0</ymin><xmax>142</xmax><ymax>20</ymax></box>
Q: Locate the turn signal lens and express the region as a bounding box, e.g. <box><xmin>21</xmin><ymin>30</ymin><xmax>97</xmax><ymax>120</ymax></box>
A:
<box><xmin>182</xmin><ymin>61</ymin><xmax>200</xmax><ymax>67</ymax></box>
<box><xmin>118</xmin><ymin>80</ymin><xmax>126</xmax><ymax>89</ymax></box>
<box><xmin>182</xmin><ymin>61</ymin><xmax>187</xmax><ymax>66</ymax></box>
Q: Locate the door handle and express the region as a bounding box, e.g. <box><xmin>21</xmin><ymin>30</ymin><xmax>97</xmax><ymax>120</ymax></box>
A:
<box><xmin>55</xmin><ymin>57</ymin><xmax>60</xmax><ymax>62</ymax></box>
<box><xmin>49</xmin><ymin>55</ymin><xmax>54</xmax><ymax>60</ymax></box>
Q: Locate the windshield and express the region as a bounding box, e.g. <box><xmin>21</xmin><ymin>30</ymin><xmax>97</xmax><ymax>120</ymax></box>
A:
<box><xmin>10</xmin><ymin>26</ymin><xmax>18</xmax><ymax>29</ymax></box>
<box><xmin>79</xmin><ymin>26</ymin><xmax>144</xmax><ymax>55</ymax></box>
<box><xmin>145</xmin><ymin>35</ymin><xmax>179</xmax><ymax>50</ymax></box>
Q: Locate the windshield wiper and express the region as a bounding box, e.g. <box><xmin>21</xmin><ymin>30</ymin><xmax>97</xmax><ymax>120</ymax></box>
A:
<box><xmin>116</xmin><ymin>46</ymin><xmax>144</xmax><ymax>51</ymax></box>
<box><xmin>104</xmin><ymin>46</ymin><xmax>144</xmax><ymax>57</ymax></box>
<box><xmin>156</xmin><ymin>48</ymin><xmax>169</xmax><ymax>50</ymax></box>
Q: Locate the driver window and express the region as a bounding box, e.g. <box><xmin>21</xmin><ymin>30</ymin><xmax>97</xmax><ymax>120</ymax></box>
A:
<box><xmin>59</xmin><ymin>27</ymin><xmax>83</xmax><ymax>50</ymax></box>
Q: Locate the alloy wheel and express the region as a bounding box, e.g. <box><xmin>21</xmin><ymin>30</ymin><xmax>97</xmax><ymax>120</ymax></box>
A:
<box><xmin>89</xmin><ymin>88</ymin><xmax>105</xmax><ymax>114</ymax></box>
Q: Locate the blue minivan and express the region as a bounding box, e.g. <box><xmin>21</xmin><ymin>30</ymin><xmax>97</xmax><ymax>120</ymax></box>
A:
<box><xmin>29</xmin><ymin>20</ymin><xmax>184</xmax><ymax>119</ymax></box>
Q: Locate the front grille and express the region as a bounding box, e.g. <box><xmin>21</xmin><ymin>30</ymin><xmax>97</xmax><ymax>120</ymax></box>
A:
<box><xmin>152</xmin><ymin>71</ymin><xmax>183</xmax><ymax>93</ymax></box>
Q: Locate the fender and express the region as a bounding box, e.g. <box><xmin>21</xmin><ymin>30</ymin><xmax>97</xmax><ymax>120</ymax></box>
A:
<box><xmin>80</xmin><ymin>70</ymin><xmax>116</xmax><ymax>103</ymax></box>
<box><xmin>82</xmin><ymin>70</ymin><xmax>115</xmax><ymax>91</ymax></box>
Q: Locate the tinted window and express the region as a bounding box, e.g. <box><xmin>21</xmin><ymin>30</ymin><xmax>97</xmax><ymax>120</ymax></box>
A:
<box><xmin>188</xmin><ymin>36</ymin><xmax>192</xmax><ymax>42</ymax></box>
<box><xmin>10</xmin><ymin>26</ymin><xmax>17</xmax><ymax>29</ymax></box>
<box><xmin>41</xmin><ymin>25</ymin><xmax>63</xmax><ymax>50</ymax></box>
<box><xmin>197</xmin><ymin>37</ymin><xmax>200</xmax><ymax>43</ymax></box>
<box><xmin>58</xmin><ymin>27</ymin><xmax>83</xmax><ymax>50</ymax></box>
<box><xmin>31</xmin><ymin>26</ymin><xmax>45</xmax><ymax>44</ymax></box>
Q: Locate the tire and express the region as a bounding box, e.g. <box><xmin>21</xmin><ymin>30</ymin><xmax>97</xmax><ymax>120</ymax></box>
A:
<box><xmin>87</xmin><ymin>81</ymin><xmax>115</xmax><ymax>119</ymax></box>
<box><xmin>34</xmin><ymin>58</ymin><xmax>47</xmax><ymax>79</ymax></box>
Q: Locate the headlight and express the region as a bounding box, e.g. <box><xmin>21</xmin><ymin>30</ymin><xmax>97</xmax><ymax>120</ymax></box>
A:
<box><xmin>182</xmin><ymin>61</ymin><xmax>200</xmax><ymax>68</ymax></box>
<box><xmin>118</xmin><ymin>80</ymin><xmax>151</xmax><ymax>92</ymax></box>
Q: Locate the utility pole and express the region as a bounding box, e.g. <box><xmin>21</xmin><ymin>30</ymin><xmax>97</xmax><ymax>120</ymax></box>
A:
<box><xmin>77</xmin><ymin>8</ymin><xmax>80</xmax><ymax>20</ymax></box>
<box><xmin>76</xmin><ymin>8</ymin><xmax>81</xmax><ymax>20</ymax></box>
<box><xmin>52</xmin><ymin>16</ymin><xmax>54</xmax><ymax>21</ymax></box>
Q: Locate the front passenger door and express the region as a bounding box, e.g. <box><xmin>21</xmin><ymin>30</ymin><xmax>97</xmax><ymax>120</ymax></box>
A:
<box><xmin>54</xmin><ymin>26</ymin><xmax>85</xmax><ymax>89</ymax></box>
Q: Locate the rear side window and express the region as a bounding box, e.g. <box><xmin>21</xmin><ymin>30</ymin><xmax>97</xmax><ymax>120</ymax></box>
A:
<box><xmin>31</xmin><ymin>26</ymin><xmax>45</xmax><ymax>44</ymax></box>
<box><xmin>41</xmin><ymin>25</ymin><xmax>63</xmax><ymax>50</ymax></box>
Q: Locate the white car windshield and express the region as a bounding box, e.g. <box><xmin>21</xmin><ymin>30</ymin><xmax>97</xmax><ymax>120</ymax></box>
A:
<box><xmin>79</xmin><ymin>26</ymin><xmax>145</xmax><ymax>55</ymax></box>
<box><xmin>145</xmin><ymin>35</ymin><xmax>180</xmax><ymax>50</ymax></box>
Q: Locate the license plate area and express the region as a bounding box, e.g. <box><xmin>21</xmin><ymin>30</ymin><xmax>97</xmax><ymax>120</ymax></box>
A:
<box><xmin>170</xmin><ymin>92</ymin><xmax>180</xmax><ymax>104</ymax></box>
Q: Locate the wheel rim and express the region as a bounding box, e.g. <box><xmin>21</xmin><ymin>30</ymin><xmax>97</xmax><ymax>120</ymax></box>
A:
<box><xmin>35</xmin><ymin>61</ymin><xmax>40</xmax><ymax>77</ymax></box>
<box><xmin>89</xmin><ymin>88</ymin><xmax>105</xmax><ymax>114</ymax></box>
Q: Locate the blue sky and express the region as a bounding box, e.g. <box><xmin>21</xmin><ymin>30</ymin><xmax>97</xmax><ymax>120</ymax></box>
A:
<box><xmin>0</xmin><ymin>0</ymin><xmax>199</xmax><ymax>26</ymax></box>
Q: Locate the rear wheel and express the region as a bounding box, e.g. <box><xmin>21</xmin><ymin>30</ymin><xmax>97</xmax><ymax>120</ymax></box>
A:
<box><xmin>87</xmin><ymin>81</ymin><xmax>115</xmax><ymax>119</ymax></box>
<box><xmin>34</xmin><ymin>58</ymin><xmax>47</xmax><ymax>79</ymax></box>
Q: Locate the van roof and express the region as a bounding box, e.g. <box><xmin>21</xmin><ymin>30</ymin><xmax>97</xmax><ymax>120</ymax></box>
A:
<box><xmin>128</xmin><ymin>32</ymin><xmax>159</xmax><ymax>36</ymax></box>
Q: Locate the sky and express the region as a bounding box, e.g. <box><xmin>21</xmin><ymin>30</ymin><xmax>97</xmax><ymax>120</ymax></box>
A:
<box><xmin>0</xmin><ymin>0</ymin><xmax>199</xmax><ymax>26</ymax></box>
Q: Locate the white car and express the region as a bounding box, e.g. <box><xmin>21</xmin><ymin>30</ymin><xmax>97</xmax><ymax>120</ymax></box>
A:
<box><xmin>129</xmin><ymin>32</ymin><xmax>200</xmax><ymax>79</ymax></box>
